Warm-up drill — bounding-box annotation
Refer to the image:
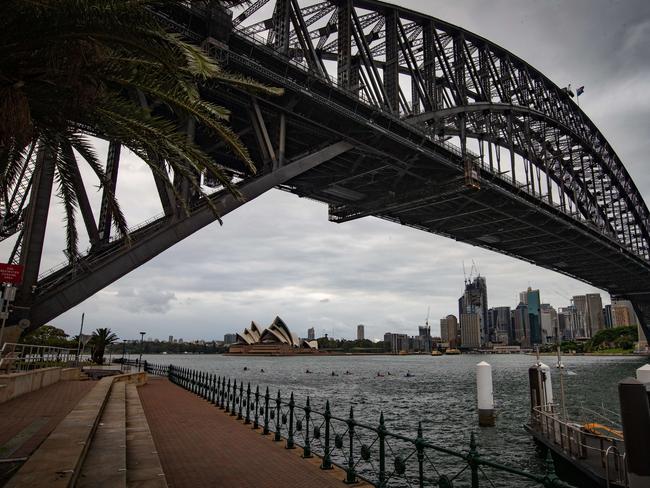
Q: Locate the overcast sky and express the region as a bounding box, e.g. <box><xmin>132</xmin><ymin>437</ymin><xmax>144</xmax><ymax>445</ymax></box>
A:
<box><xmin>5</xmin><ymin>0</ymin><xmax>649</xmax><ymax>342</ymax></box>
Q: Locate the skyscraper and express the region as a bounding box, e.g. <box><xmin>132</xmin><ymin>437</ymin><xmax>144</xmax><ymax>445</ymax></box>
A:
<box><xmin>440</xmin><ymin>315</ymin><xmax>459</xmax><ymax>348</ymax></box>
<box><xmin>357</xmin><ymin>324</ymin><xmax>365</xmax><ymax>341</ymax></box>
<box><xmin>572</xmin><ymin>294</ymin><xmax>604</xmax><ymax>337</ymax></box>
<box><xmin>524</xmin><ymin>288</ymin><xmax>542</xmax><ymax>345</ymax></box>
<box><xmin>488</xmin><ymin>307</ymin><xmax>511</xmax><ymax>344</ymax></box>
<box><xmin>460</xmin><ymin>313</ymin><xmax>481</xmax><ymax>349</ymax></box>
<box><xmin>307</xmin><ymin>327</ymin><xmax>315</xmax><ymax>340</ymax></box>
<box><xmin>611</xmin><ymin>299</ymin><xmax>639</xmax><ymax>328</ymax></box>
<box><xmin>539</xmin><ymin>304</ymin><xmax>558</xmax><ymax>344</ymax></box>
<box><xmin>513</xmin><ymin>302</ymin><xmax>530</xmax><ymax>347</ymax></box>
<box><xmin>459</xmin><ymin>276</ymin><xmax>488</xmax><ymax>345</ymax></box>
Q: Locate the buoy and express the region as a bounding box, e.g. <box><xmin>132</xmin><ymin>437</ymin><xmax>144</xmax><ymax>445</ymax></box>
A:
<box><xmin>476</xmin><ymin>361</ymin><xmax>495</xmax><ymax>426</ymax></box>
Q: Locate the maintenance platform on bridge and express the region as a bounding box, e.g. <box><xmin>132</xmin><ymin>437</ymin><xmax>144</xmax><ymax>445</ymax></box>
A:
<box><xmin>138</xmin><ymin>376</ymin><xmax>360</xmax><ymax>488</ymax></box>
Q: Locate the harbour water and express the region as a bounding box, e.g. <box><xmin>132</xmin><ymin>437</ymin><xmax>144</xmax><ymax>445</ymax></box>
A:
<box><xmin>138</xmin><ymin>353</ymin><xmax>646</xmax><ymax>485</ymax></box>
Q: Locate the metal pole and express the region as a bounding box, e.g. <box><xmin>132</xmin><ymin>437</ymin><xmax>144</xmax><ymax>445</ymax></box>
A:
<box><xmin>138</xmin><ymin>331</ymin><xmax>145</xmax><ymax>371</ymax></box>
<box><xmin>75</xmin><ymin>313</ymin><xmax>84</xmax><ymax>366</ymax></box>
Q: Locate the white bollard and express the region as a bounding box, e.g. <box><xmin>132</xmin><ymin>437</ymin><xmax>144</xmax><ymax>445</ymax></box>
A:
<box><xmin>636</xmin><ymin>364</ymin><xmax>650</xmax><ymax>384</ymax></box>
<box><xmin>539</xmin><ymin>362</ymin><xmax>554</xmax><ymax>406</ymax></box>
<box><xmin>476</xmin><ymin>361</ymin><xmax>495</xmax><ymax>426</ymax></box>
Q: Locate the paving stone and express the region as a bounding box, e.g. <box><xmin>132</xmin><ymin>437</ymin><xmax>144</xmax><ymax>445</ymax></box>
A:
<box><xmin>138</xmin><ymin>378</ymin><xmax>368</xmax><ymax>488</ymax></box>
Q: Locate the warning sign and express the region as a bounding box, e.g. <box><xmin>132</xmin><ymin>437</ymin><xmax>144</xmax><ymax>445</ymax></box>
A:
<box><xmin>0</xmin><ymin>264</ymin><xmax>23</xmax><ymax>284</ymax></box>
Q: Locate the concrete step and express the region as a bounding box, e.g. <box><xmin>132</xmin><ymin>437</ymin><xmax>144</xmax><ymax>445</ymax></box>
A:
<box><xmin>125</xmin><ymin>383</ymin><xmax>167</xmax><ymax>487</ymax></box>
<box><xmin>76</xmin><ymin>381</ymin><xmax>127</xmax><ymax>488</ymax></box>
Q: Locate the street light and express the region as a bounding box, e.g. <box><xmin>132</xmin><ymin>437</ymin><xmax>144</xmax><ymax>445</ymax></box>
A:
<box><xmin>138</xmin><ymin>331</ymin><xmax>146</xmax><ymax>372</ymax></box>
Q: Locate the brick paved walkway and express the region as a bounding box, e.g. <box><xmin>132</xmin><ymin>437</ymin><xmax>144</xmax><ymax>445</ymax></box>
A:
<box><xmin>0</xmin><ymin>380</ymin><xmax>94</xmax><ymax>459</ymax></box>
<box><xmin>138</xmin><ymin>377</ymin><xmax>350</xmax><ymax>488</ymax></box>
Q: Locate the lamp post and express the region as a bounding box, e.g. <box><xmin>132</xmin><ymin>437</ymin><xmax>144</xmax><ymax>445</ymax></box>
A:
<box><xmin>138</xmin><ymin>331</ymin><xmax>146</xmax><ymax>372</ymax></box>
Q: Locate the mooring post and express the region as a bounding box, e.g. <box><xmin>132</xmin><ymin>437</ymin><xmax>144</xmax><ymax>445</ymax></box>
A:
<box><xmin>469</xmin><ymin>432</ymin><xmax>479</xmax><ymax>488</ymax></box>
<box><xmin>476</xmin><ymin>361</ymin><xmax>495</xmax><ymax>426</ymax></box>
<box><xmin>416</xmin><ymin>422</ymin><xmax>425</xmax><ymax>488</ymax></box>
<box><xmin>619</xmin><ymin>373</ymin><xmax>650</xmax><ymax>488</ymax></box>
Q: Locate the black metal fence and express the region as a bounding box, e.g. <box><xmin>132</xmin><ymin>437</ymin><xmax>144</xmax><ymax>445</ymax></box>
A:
<box><xmin>140</xmin><ymin>361</ymin><xmax>574</xmax><ymax>488</ymax></box>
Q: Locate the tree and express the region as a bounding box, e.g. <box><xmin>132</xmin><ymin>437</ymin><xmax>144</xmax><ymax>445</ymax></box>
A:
<box><xmin>90</xmin><ymin>328</ymin><xmax>119</xmax><ymax>364</ymax></box>
<box><xmin>1</xmin><ymin>0</ymin><xmax>281</xmax><ymax>260</ymax></box>
<box><xmin>21</xmin><ymin>325</ymin><xmax>73</xmax><ymax>348</ymax></box>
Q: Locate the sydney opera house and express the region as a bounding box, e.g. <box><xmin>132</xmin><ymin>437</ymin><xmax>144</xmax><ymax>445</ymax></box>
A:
<box><xmin>228</xmin><ymin>317</ymin><xmax>319</xmax><ymax>355</ymax></box>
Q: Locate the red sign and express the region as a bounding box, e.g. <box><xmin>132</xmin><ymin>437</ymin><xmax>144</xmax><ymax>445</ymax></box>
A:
<box><xmin>0</xmin><ymin>264</ymin><xmax>23</xmax><ymax>284</ymax></box>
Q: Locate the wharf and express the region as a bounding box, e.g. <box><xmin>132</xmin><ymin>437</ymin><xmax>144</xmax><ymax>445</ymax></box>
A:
<box><xmin>138</xmin><ymin>377</ymin><xmax>361</xmax><ymax>488</ymax></box>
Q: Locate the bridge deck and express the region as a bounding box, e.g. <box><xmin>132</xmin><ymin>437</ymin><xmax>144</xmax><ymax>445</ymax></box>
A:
<box><xmin>138</xmin><ymin>377</ymin><xmax>357</xmax><ymax>488</ymax></box>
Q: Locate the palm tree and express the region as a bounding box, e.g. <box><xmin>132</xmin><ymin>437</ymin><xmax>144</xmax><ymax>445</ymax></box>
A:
<box><xmin>0</xmin><ymin>0</ymin><xmax>281</xmax><ymax>259</ymax></box>
<box><xmin>90</xmin><ymin>328</ymin><xmax>119</xmax><ymax>365</ymax></box>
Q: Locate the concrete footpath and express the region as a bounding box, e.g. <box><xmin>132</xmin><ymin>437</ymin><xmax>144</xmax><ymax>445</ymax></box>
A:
<box><xmin>138</xmin><ymin>377</ymin><xmax>354</xmax><ymax>488</ymax></box>
<box><xmin>0</xmin><ymin>380</ymin><xmax>94</xmax><ymax>460</ymax></box>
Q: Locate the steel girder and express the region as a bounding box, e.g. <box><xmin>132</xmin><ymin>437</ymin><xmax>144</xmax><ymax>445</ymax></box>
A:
<box><xmin>228</xmin><ymin>0</ymin><xmax>650</xmax><ymax>263</ymax></box>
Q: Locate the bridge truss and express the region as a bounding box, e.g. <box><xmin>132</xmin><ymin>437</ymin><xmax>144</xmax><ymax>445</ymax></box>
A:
<box><xmin>2</xmin><ymin>0</ymin><xmax>650</xmax><ymax>339</ymax></box>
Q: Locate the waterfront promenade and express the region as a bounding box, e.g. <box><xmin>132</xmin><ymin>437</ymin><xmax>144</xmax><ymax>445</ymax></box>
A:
<box><xmin>138</xmin><ymin>376</ymin><xmax>362</xmax><ymax>488</ymax></box>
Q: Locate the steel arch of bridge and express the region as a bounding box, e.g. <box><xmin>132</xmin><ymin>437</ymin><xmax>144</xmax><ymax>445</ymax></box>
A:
<box><xmin>2</xmin><ymin>0</ymin><xmax>650</xmax><ymax>339</ymax></box>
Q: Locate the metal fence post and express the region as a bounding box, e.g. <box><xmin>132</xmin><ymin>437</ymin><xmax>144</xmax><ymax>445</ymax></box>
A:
<box><xmin>346</xmin><ymin>406</ymin><xmax>357</xmax><ymax>483</ymax></box>
<box><xmin>238</xmin><ymin>381</ymin><xmax>244</xmax><ymax>420</ymax></box>
<box><xmin>220</xmin><ymin>377</ymin><xmax>226</xmax><ymax>409</ymax></box>
<box><xmin>321</xmin><ymin>400</ymin><xmax>333</xmax><ymax>470</ymax></box>
<box><xmin>303</xmin><ymin>396</ymin><xmax>312</xmax><ymax>458</ymax></box>
<box><xmin>231</xmin><ymin>379</ymin><xmax>237</xmax><ymax>416</ymax></box>
<box><xmin>469</xmin><ymin>432</ymin><xmax>479</xmax><ymax>488</ymax></box>
<box><xmin>253</xmin><ymin>385</ymin><xmax>260</xmax><ymax>429</ymax></box>
<box><xmin>245</xmin><ymin>383</ymin><xmax>252</xmax><ymax>424</ymax></box>
<box><xmin>225</xmin><ymin>379</ymin><xmax>231</xmax><ymax>413</ymax></box>
<box><xmin>416</xmin><ymin>422</ymin><xmax>425</xmax><ymax>488</ymax></box>
<box><xmin>274</xmin><ymin>390</ymin><xmax>282</xmax><ymax>442</ymax></box>
<box><xmin>263</xmin><ymin>386</ymin><xmax>270</xmax><ymax>435</ymax></box>
<box><xmin>379</xmin><ymin>412</ymin><xmax>386</xmax><ymax>487</ymax></box>
<box><xmin>287</xmin><ymin>392</ymin><xmax>295</xmax><ymax>449</ymax></box>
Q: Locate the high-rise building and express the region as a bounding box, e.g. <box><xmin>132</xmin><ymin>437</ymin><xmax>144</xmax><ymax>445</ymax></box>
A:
<box><xmin>519</xmin><ymin>291</ymin><xmax>529</xmax><ymax>306</ymax></box>
<box><xmin>357</xmin><ymin>324</ymin><xmax>365</xmax><ymax>341</ymax></box>
<box><xmin>307</xmin><ymin>327</ymin><xmax>315</xmax><ymax>340</ymax></box>
<box><xmin>384</xmin><ymin>333</ymin><xmax>409</xmax><ymax>354</ymax></box>
<box><xmin>603</xmin><ymin>305</ymin><xmax>613</xmax><ymax>328</ymax></box>
<box><xmin>611</xmin><ymin>299</ymin><xmax>639</xmax><ymax>328</ymax></box>
<box><xmin>572</xmin><ymin>294</ymin><xmax>604</xmax><ymax>337</ymax></box>
<box><xmin>513</xmin><ymin>302</ymin><xmax>530</xmax><ymax>347</ymax></box>
<box><xmin>539</xmin><ymin>304</ymin><xmax>558</xmax><ymax>343</ymax></box>
<box><xmin>488</xmin><ymin>307</ymin><xmax>511</xmax><ymax>344</ymax></box>
<box><xmin>168</xmin><ymin>335</ymin><xmax>173</xmax><ymax>343</ymax></box>
<box><xmin>459</xmin><ymin>276</ymin><xmax>488</xmax><ymax>345</ymax></box>
<box><xmin>558</xmin><ymin>306</ymin><xmax>579</xmax><ymax>340</ymax></box>
<box><xmin>223</xmin><ymin>333</ymin><xmax>237</xmax><ymax>345</ymax></box>
<box><xmin>460</xmin><ymin>313</ymin><xmax>481</xmax><ymax>349</ymax></box>
<box><xmin>524</xmin><ymin>288</ymin><xmax>542</xmax><ymax>345</ymax></box>
<box><xmin>440</xmin><ymin>315</ymin><xmax>459</xmax><ymax>348</ymax></box>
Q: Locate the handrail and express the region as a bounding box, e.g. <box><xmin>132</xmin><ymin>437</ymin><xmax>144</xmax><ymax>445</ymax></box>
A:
<box><xmin>0</xmin><ymin>342</ymin><xmax>78</xmax><ymax>371</ymax></box>
<box><xmin>137</xmin><ymin>360</ymin><xmax>576</xmax><ymax>488</ymax></box>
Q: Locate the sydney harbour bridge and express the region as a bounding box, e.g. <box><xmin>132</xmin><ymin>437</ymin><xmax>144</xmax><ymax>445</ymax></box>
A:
<box><xmin>2</xmin><ymin>0</ymin><xmax>650</xmax><ymax>339</ymax></box>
